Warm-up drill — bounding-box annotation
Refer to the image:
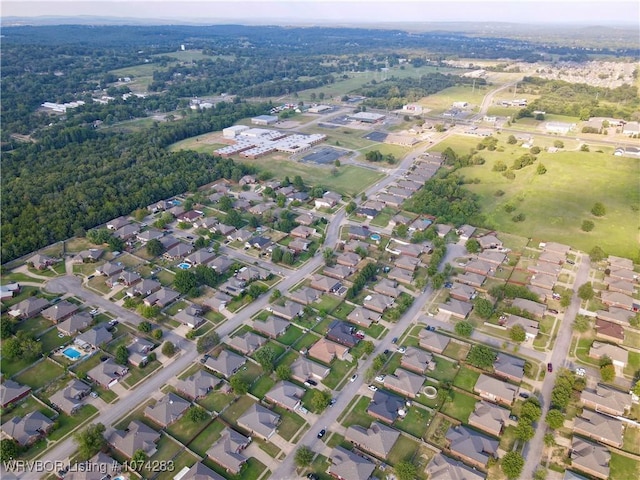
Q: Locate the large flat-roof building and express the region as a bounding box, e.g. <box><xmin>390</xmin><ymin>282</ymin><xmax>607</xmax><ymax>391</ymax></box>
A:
<box><xmin>348</xmin><ymin>112</ymin><xmax>385</xmax><ymax>123</ymax></box>
<box><xmin>251</xmin><ymin>115</ymin><xmax>279</xmax><ymax>125</ymax></box>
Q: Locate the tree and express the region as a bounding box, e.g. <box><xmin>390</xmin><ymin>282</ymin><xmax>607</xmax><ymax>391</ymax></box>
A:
<box><xmin>131</xmin><ymin>449</ymin><xmax>148</xmax><ymax>470</ymax></box>
<box><xmin>591</xmin><ymin>202</ymin><xmax>606</xmax><ymax>216</ymax></box>
<box><xmin>501</xmin><ymin>451</ymin><xmax>524</xmax><ymax>479</ymax></box>
<box><xmin>536</xmin><ymin>163</ymin><xmax>547</xmax><ymax>175</ymax></box>
<box><xmin>632</xmin><ymin>380</ymin><xmax>640</xmax><ymax>397</ymax></box>
<box><xmin>0</xmin><ymin>439</ymin><xmax>20</xmax><ymax>462</ymax></box>
<box><xmin>467</xmin><ymin>345</ymin><xmax>497</xmax><ymax>369</ymax></box>
<box><xmin>581</xmin><ymin>220</ymin><xmax>594</xmax><ymax>232</ymax></box>
<box><xmin>577</xmin><ymin>282</ymin><xmax>594</xmax><ymax>301</ymax></box>
<box><xmin>345</xmin><ymin>201</ymin><xmax>356</xmax><ymax>214</ymax></box>
<box><xmin>553</xmin><ymin>140</ymin><xmax>564</xmax><ymax>148</ymax></box>
<box><xmin>197</xmin><ymin>331</ymin><xmax>220</xmax><ymax>354</ymax></box>
<box><xmin>152</xmin><ymin>328</ymin><xmax>163</xmax><ymax>340</ymax></box>
<box><xmin>138</xmin><ymin>321</ymin><xmax>152</xmax><ymax>333</ymax></box>
<box><xmin>187</xmin><ymin>406</ymin><xmax>209</xmax><ymax>423</ymax></box>
<box><xmin>174</xmin><ymin>270</ymin><xmax>198</xmax><ymax>294</ymax></box>
<box><xmin>589</xmin><ymin>245</ymin><xmax>606</xmax><ymax>262</ymax></box>
<box><xmin>161</xmin><ymin>341</ymin><xmax>176</xmax><ymax>357</ymax></box>
<box><xmin>580</xmin><ymin>144</ymin><xmax>590</xmax><ymax>152</ymax></box>
<box><xmin>115</xmin><ymin>345</ymin><xmax>129</xmax><ymax>365</ymax></box>
<box><xmin>507</xmin><ymin>135</ymin><xmax>517</xmax><ymax>144</ymax></box>
<box><xmin>282</xmin><ymin>250</ymin><xmax>295</xmax><ymax>265</ymax></box>
<box><xmin>465</xmin><ymin>238</ymin><xmax>480</xmax><ymax>254</ymax></box>
<box><xmin>146</xmin><ymin>238</ymin><xmax>164</xmax><ymax>257</ymax></box>
<box><xmin>395</xmin><ymin>461</ymin><xmax>418</xmax><ymax>480</ymax></box>
<box><xmin>362</xmin><ymin>340</ymin><xmax>375</xmax><ymax>356</ymax></box>
<box><xmin>600</xmin><ymin>363</ymin><xmax>616</xmax><ymax>382</ymax></box>
<box><xmin>294</xmin><ymin>446</ymin><xmax>314</xmax><ymax>468</ymax></box>
<box><xmin>533</xmin><ymin>468</ymin><xmax>548</xmax><ymax>480</ymax></box>
<box><xmin>515</xmin><ymin>419</ymin><xmax>535</xmax><ymax>441</ymax></box>
<box><xmin>520</xmin><ymin>398</ymin><xmax>542</xmax><ymax>421</ymax></box>
<box><xmin>255</xmin><ymin>345</ymin><xmax>277</xmax><ymax>374</ymax></box>
<box><xmin>270</xmin><ymin>289</ymin><xmax>282</xmax><ymax>302</ymax></box>
<box><xmin>271</xmin><ymin>247</ymin><xmax>283</xmax><ymax>263</ymax></box>
<box><xmin>276</xmin><ymin>364</ymin><xmax>291</xmax><ymax>381</ymax></box>
<box><xmin>545</xmin><ymin>409</ymin><xmax>565</xmax><ymax>429</ymax></box>
<box><xmin>230</xmin><ymin>375</ymin><xmax>248</xmax><ymax>395</ymax></box>
<box><xmin>311</xmin><ymin>390</ymin><xmax>332</xmax><ymax>412</ymax></box>
<box><xmin>396</xmin><ymin>224</ymin><xmax>408</xmax><ymax>238</ymax></box>
<box><xmin>509</xmin><ymin>325</ymin><xmax>527</xmax><ymax>342</ymax></box>
<box><xmin>474</xmin><ymin>298</ymin><xmax>494</xmax><ymax>319</ymax></box>
<box><xmin>455</xmin><ymin>321</ymin><xmax>473</xmax><ymax>337</ymax></box>
<box><xmin>74</xmin><ymin>423</ymin><xmax>106</xmax><ymax>461</ymax></box>
<box><xmin>543</xmin><ymin>433</ymin><xmax>556</xmax><ymax>447</ymax></box>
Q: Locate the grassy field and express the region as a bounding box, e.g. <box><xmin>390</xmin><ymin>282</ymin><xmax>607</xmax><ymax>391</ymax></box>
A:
<box><xmin>420</xmin><ymin>84</ymin><xmax>491</xmax><ymax>114</ymax></box>
<box><xmin>441</xmin><ymin>390</ymin><xmax>477</xmax><ymax>423</ymax></box>
<box><xmin>14</xmin><ymin>359</ymin><xmax>65</xmax><ymax>389</ymax></box>
<box><xmin>610</xmin><ymin>451</ymin><xmax>640</xmax><ymax>480</ymax></box>
<box><xmin>436</xmin><ymin>134</ymin><xmax>639</xmax><ymax>258</ymax></box>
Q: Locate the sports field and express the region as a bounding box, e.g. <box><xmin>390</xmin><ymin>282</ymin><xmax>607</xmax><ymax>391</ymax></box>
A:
<box><xmin>436</xmin><ymin>135</ymin><xmax>639</xmax><ymax>258</ymax></box>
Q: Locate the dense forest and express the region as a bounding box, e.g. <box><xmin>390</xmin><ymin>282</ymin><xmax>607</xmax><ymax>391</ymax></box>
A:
<box><xmin>1</xmin><ymin>24</ymin><xmax>637</xmax><ymax>263</ymax></box>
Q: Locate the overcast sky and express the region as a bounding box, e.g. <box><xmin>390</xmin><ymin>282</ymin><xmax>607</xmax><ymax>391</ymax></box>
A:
<box><xmin>3</xmin><ymin>0</ymin><xmax>639</xmax><ymax>26</ymax></box>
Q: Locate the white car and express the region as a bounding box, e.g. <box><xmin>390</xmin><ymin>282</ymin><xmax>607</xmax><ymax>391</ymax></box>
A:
<box><xmin>375</xmin><ymin>375</ymin><xmax>385</xmax><ymax>382</ymax></box>
<box><xmin>90</xmin><ymin>392</ymin><xmax>98</xmax><ymax>398</ymax></box>
<box><xmin>350</xmin><ymin>374</ymin><xmax>358</xmax><ymax>382</ymax></box>
<box><xmin>90</xmin><ymin>309</ymin><xmax>99</xmax><ymax>316</ymax></box>
<box><xmin>575</xmin><ymin>368</ymin><xmax>586</xmax><ymax>377</ymax></box>
<box><xmin>398</xmin><ymin>346</ymin><xmax>406</xmax><ymax>354</ymax></box>
<box><xmin>368</xmin><ymin>385</ymin><xmax>378</xmax><ymax>392</ymax></box>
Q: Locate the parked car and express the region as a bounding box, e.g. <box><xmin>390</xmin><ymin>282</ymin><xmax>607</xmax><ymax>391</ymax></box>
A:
<box><xmin>548</xmin><ymin>309</ymin><xmax>559</xmax><ymax>315</ymax></box>
<box><xmin>519</xmin><ymin>392</ymin><xmax>529</xmax><ymax>399</ymax></box>
<box><xmin>391</xmin><ymin>337</ymin><xmax>398</xmax><ymax>344</ymax></box>
<box><xmin>375</xmin><ymin>375</ymin><xmax>385</xmax><ymax>382</ymax></box>
<box><xmin>304</xmin><ymin>379</ymin><xmax>318</xmax><ymax>387</ymax></box>
<box><xmin>547</xmin><ymin>363</ymin><xmax>553</xmax><ymax>373</ymax></box>
<box><xmin>317</xmin><ymin>428</ymin><xmax>326</xmax><ymax>438</ymax></box>
<box><xmin>90</xmin><ymin>391</ymin><xmax>99</xmax><ymax>398</ymax></box>
<box><xmin>368</xmin><ymin>385</ymin><xmax>378</xmax><ymax>392</ymax></box>
<box><xmin>566</xmin><ymin>259</ymin><xmax>575</xmax><ymax>265</ymax></box>
<box><xmin>509</xmin><ymin>415</ymin><xmax>518</xmax><ymax>421</ymax></box>
<box><xmin>398</xmin><ymin>346</ymin><xmax>406</xmax><ymax>354</ymax></box>
<box><xmin>575</xmin><ymin>368</ymin><xmax>586</xmax><ymax>377</ymax></box>
<box><xmin>350</xmin><ymin>374</ymin><xmax>358</xmax><ymax>382</ymax></box>
<box><xmin>307</xmin><ymin>474</ymin><xmax>319</xmax><ymax>480</ymax></box>
<box><xmin>444</xmin><ymin>282</ymin><xmax>453</xmax><ymax>289</ymax></box>
<box><xmin>329</xmin><ymin>398</ymin><xmax>337</xmax><ymax>407</ymax></box>
<box><xmin>383</xmin><ymin>349</ymin><xmax>389</xmax><ymax>355</ymax></box>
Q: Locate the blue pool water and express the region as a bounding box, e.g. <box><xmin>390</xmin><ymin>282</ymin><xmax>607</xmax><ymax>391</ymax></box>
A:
<box><xmin>177</xmin><ymin>262</ymin><xmax>191</xmax><ymax>270</ymax></box>
<box><xmin>370</xmin><ymin>233</ymin><xmax>381</xmax><ymax>241</ymax></box>
<box><xmin>62</xmin><ymin>347</ymin><xmax>82</xmax><ymax>360</ymax></box>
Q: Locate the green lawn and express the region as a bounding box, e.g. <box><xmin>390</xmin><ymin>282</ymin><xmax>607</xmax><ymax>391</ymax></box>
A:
<box><xmin>315</xmin><ymin>295</ymin><xmax>343</xmax><ymax>313</ymax></box>
<box><xmin>249</xmin><ymin>375</ymin><xmax>276</xmax><ymax>399</ymax></box>
<box><xmin>332</xmin><ymin>302</ymin><xmax>355</xmax><ymax>320</ymax></box>
<box><xmin>142</xmin><ymin>434</ymin><xmax>183</xmax><ymax>478</ymax></box>
<box><xmin>452</xmin><ymin>366</ymin><xmax>480</xmax><ymax>392</ymax></box>
<box><xmin>14</xmin><ymin>359</ymin><xmax>65</xmax><ymax>390</ymax></box>
<box><xmin>622</xmin><ymin>426</ymin><xmax>640</xmax><ymax>455</ymax></box>
<box><xmin>48</xmin><ymin>404</ymin><xmax>98</xmax><ymax>441</ymax></box>
<box><xmin>395</xmin><ymin>405</ymin><xmax>432</xmax><ymax>439</ymax></box>
<box><xmin>275</xmin><ymin>325</ymin><xmax>304</xmax><ymax>346</ymax></box>
<box><xmin>220</xmin><ymin>395</ymin><xmax>255</xmax><ymax>424</ymax></box>
<box><xmin>387</xmin><ymin>435</ymin><xmax>420</xmax><ymax>466</ymax></box>
<box><xmin>155</xmin><ymin>451</ymin><xmax>198</xmax><ymax>480</ymax></box>
<box><xmin>272</xmin><ymin>405</ymin><xmax>306</xmax><ymax>441</ymax></box>
<box><xmin>1</xmin><ymin>395</ymin><xmax>56</xmax><ymax>424</ymax></box>
<box><xmin>189</xmin><ymin>419</ymin><xmax>225</xmax><ymax>457</ymax></box>
<box><xmin>441</xmin><ymin>390</ymin><xmax>477</xmax><ymax>423</ymax></box>
<box><xmin>235</xmin><ymin>361</ymin><xmax>263</xmax><ymax>385</ymax></box>
<box><xmin>424</xmin><ymin>414</ymin><xmax>452</xmax><ymax>449</ymax></box>
<box><xmin>15</xmin><ymin>315</ymin><xmax>51</xmax><ymax>336</ymax></box>
<box><xmin>430</xmin><ymin>357</ymin><xmax>461</xmax><ymax>382</ymax></box>
<box><xmin>296</xmin><ymin>332</ymin><xmax>322</xmax><ymax>352</ymax></box>
<box><xmin>341</xmin><ymin>396</ymin><xmax>372</xmax><ymax>428</ymax></box>
<box><xmin>166</xmin><ymin>413</ymin><xmax>213</xmax><ymax>445</ymax></box>
<box><xmin>442</xmin><ymin>341</ymin><xmax>471</xmax><ymax>361</ymax></box>
<box><xmin>204</xmin><ymin>456</ymin><xmax>267</xmax><ymax>480</ymax></box>
<box><xmin>197</xmin><ymin>390</ymin><xmax>235</xmax><ymax>413</ymax></box>
<box><xmin>121</xmin><ymin>360</ymin><xmax>161</xmax><ymax>388</ymax></box>
<box><xmin>610</xmin><ymin>451</ymin><xmax>640</xmax><ymax>480</ymax></box>
<box><xmin>323</xmin><ymin>359</ymin><xmax>354</xmax><ymax>389</ymax></box>
<box><xmin>499</xmin><ymin>425</ymin><xmax>518</xmax><ymax>452</ymax></box>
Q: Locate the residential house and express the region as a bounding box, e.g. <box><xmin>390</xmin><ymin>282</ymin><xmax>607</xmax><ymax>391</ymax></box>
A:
<box><xmin>426</xmin><ymin>453</ymin><xmax>485</xmax><ymax>480</ymax></box>
<box><xmin>323</xmin><ymin>265</ymin><xmax>353</xmax><ymax>279</ymax></box>
<box><xmin>541</xmin><ymin>241</ymin><xmax>570</xmax><ymax>255</ymax></box>
<box><xmin>218</xmin><ymin>276</ymin><xmax>247</xmax><ymax>297</ymax></box>
<box><xmin>42</xmin><ymin>301</ymin><xmax>79</xmax><ymax>323</ymax></box>
<box><xmin>265</xmin><ymin>381</ymin><xmax>305</xmax><ymax>411</ymax></box>
<box><xmin>344</xmin><ymin>422</ymin><xmax>400</xmax><ymax>460</ymax></box>
<box><xmin>186</xmin><ymin>249</ymin><xmax>216</xmax><ymax>266</ymax></box>
<box><xmin>397</xmin><ymin>180</ymin><xmax>422</xmax><ymax>192</ymax></box>
<box><xmin>589</xmin><ymin>341</ymin><xmax>628</xmax><ymax>373</ymax></box>
<box><xmin>376</xmin><ymin>192</ymin><xmax>404</xmax><ymax>207</ymax></box>
<box><xmin>400</xmin><ymin>346</ymin><xmax>434</xmax><ymax>374</ymax></box>
<box><xmin>57</xmin><ymin>312</ymin><xmax>92</xmax><ymax>336</ymax></box>
<box><xmin>445</xmin><ymin>425</ymin><xmax>499</xmax><ymax>470</ymax></box>
<box><xmin>127</xmin><ymin>278</ymin><xmax>161</xmax><ymax>298</ymax></box>
<box><xmin>343</xmin><ymin>240</ymin><xmax>369</xmax><ymax>254</ymax></box>
<box><xmin>391</xmin><ymin>243</ymin><xmax>425</xmax><ymax>259</ymax></box>
<box><xmin>348</xmin><ymin>225</ymin><xmax>370</xmax><ymax>240</ymax></box>
<box><xmin>435</xmin><ymin>224</ymin><xmax>453</xmax><ymax>238</ymax></box>
<box><xmin>570</xmin><ymin>438</ymin><xmax>610</xmax><ymax>480</ymax></box>
<box><xmin>326</xmin><ymin>320</ymin><xmax>359</xmax><ymax>348</ymax></box>
<box><xmin>114</xmin><ymin>224</ymin><xmax>139</xmax><ymax>241</ymax></box>
<box><xmin>289</xmin><ymin>238</ymin><xmax>311</xmax><ymax>253</ymax></box>
<box><xmin>310</xmin><ymin>274</ymin><xmax>341</xmax><ymax>293</ymax></box>
<box><xmin>74</xmin><ymin>327</ymin><xmax>113</xmax><ymax>349</ymax></box>
<box><xmin>144</xmin><ymin>287</ymin><xmax>180</xmax><ymax>308</ymax></box>
<box><xmin>386</xmin><ymin>186</ymin><xmax>411</xmax><ymax>199</ymax></box>
<box><xmin>237</xmin><ymin>265</ymin><xmax>270</xmax><ymax>282</ymax></box>
<box><xmin>512</xmin><ymin>298</ymin><xmax>546</xmax><ymax>318</ymax></box>
<box><xmin>252</xmin><ymin>315</ymin><xmax>290</xmax><ymax>339</ymax></box>
<box><xmin>328</xmin><ymin>446</ymin><xmax>376</xmax><ymax>480</ymax></box>
<box><xmin>208</xmin><ymin>255</ymin><xmax>234</xmax><ymax>274</ymax></box>
<box><xmin>450</xmin><ymin>283</ymin><xmax>476</xmax><ymax>302</ymax></box>
<box><xmin>387</xmin><ymin>267</ymin><xmax>413</xmax><ymax>285</ymax></box>
<box><xmin>227</xmin><ymin>331</ymin><xmax>267</xmax><ymax>355</ymax></box>
<box><xmin>116</xmin><ymin>271</ymin><xmax>141</xmax><ymax>287</ymax></box>
<box><xmin>539</xmin><ymin>251</ymin><xmax>565</xmax><ymax>265</ymax></box>
<box><xmin>178</xmin><ymin>210</ymin><xmax>204</xmax><ymax>223</ymax></box>
<box><xmin>216</xmin><ymin>224</ymin><xmax>236</xmax><ymax>236</ymax></box>
<box><xmin>363</xmin><ymin>293</ymin><xmax>394</xmax><ymax>313</ymax></box>
<box><xmin>176</xmin><ymin>462</ymin><xmax>226</xmax><ymax>480</ymax></box>
<box><xmin>315</xmin><ymin>191</ymin><xmax>342</xmax><ymax>209</ymax></box>
<box><xmin>531</xmin><ymin>273</ymin><xmax>557</xmax><ymax>290</ymax></box>
<box><xmin>66</xmin><ymin>452</ymin><xmax>121</xmax><ymax>480</ymax></box>
<box><xmin>527</xmin><ymin>262</ymin><xmax>562</xmax><ymax>276</ymax></box>
<box><xmin>287</xmin><ymin>191</ymin><xmax>309</xmax><ymax>203</ymax></box>
<box><xmin>595</xmin><ymin>319</ymin><xmax>624</xmax><ymax>344</ymax></box>
<box><xmin>355</xmin><ymin>207</ymin><xmax>379</xmax><ymax>219</ymax></box>
<box><xmin>136</xmin><ymin>229</ymin><xmax>164</xmax><ymax>244</ymax></box>
<box><xmin>501</xmin><ymin>314</ymin><xmax>539</xmax><ymax>342</ymax></box>
<box><xmin>408</xmin><ymin>217</ymin><xmax>432</xmax><ymax>232</ymax></box>
<box><xmin>456</xmin><ymin>272</ymin><xmax>486</xmax><ymax>288</ymax></box>
<box><xmin>164</xmin><ymin>243</ymin><xmax>194</xmax><ymax>260</ymax></box>
<box><xmin>249</xmin><ymin>203</ymin><xmax>273</xmax><ymax>216</ymax></box>
<box><xmin>1</xmin><ymin>411</ymin><xmax>54</xmax><ymax>447</ymax></box>
<box><xmin>268</xmin><ymin>301</ymin><xmax>303</xmax><ymax>320</ymax></box>
<box><xmin>73</xmin><ymin>248</ymin><xmax>105</xmax><ymax>263</ymax></box>
<box><xmin>580</xmin><ymin>384</ymin><xmax>631</xmax><ymax>416</ymax></box>
<box><xmin>601</xmin><ymin>291</ymin><xmax>634</xmax><ymax>311</ymax></box>
<box><xmin>175</xmin><ymin>370</ymin><xmax>219</xmax><ymax>400</ymax></box>
<box><xmin>237</xmin><ymin>403</ymin><xmax>280</xmax><ymax>440</ymax></box>
<box><xmin>478</xmin><ymin>251</ymin><xmax>507</xmax><ymax>266</ymax></box>
<box><xmin>336</xmin><ymin>252</ymin><xmax>361</xmax><ymax>268</ymax></box>
<box><xmin>106</xmin><ymin>217</ymin><xmax>129</xmax><ymax>231</ymax></box>
<box><xmin>0</xmin><ymin>283</ymin><xmax>20</xmax><ymax>301</ymax></box>
<box><xmin>474</xmin><ymin>374</ymin><xmax>517</xmax><ymax>406</ymax></box>
<box><xmin>197</xmin><ymin>217</ymin><xmax>219</xmax><ymax>231</ymax></box>
<box><xmin>607</xmin><ymin>255</ymin><xmax>634</xmax><ymax>271</ymax></box>
<box><xmin>347</xmin><ymin>306</ymin><xmax>381</xmax><ymax>328</ymax></box>
<box><xmin>295</xmin><ymin>212</ymin><xmax>315</xmax><ymax>226</ymax></box>
<box><xmin>494</xmin><ymin>354</ymin><xmax>526</xmax><ymax>383</ymax></box>
<box><xmin>203</xmin><ymin>350</ymin><xmax>246</xmax><ymax>379</ymax></box>
<box><xmin>574</xmin><ymin>409</ymin><xmax>624</xmax><ymax>448</ymax></box>
<box><xmin>438</xmin><ymin>299</ymin><xmax>473</xmax><ymax>319</ymax></box>
<box><xmin>468</xmin><ymin>400</ymin><xmax>510</xmax><ymax>437</ymax></box>
<box><xmin>596</xmin><ymin>307</ymin><xmax>634</xmax><ymax>326</ymax></box>
<box><xmin>418</xmin><ymin>329</ymin><xmax>450</xmax><ymax>354</ymax></box>
<box><xmin>390</xmin><ymin>213</ymin><xmax>413</xmax><ymax>228</ymax></box>
<box><xmin>367</xmin><ymin>389</ymin><xmax>405</xmax><ymax>424</ymax></box>
<box><xmin>109</xmin><ymin>420</ymin><xmax>160</xmax><ymax>458</ymax></box>
<box><xmin>605</xmin><ymin>278</ymin><xmax>635</xmax><ymax>296</ymax></box>
<box><xmin>308</xmin><ymin>338</ymin><xmax>350</xmax><ymax>364</ymax></box>
<box><xmin>159</xmin><ymin>235</ymin><xmax>180</xmax><ymax>252</ymax></box>
<box><xmin>290</xmin><ymin>225</ymin><xmax>316</xmax><ymax>239</ymax></box>
<box><xmin>144</xmin><ymin>393</ymin><xmax>190</xmax><ymax>427</ymax></box>
<box><xmin>87</xmin><ymin>358</ymin><xmax>128</xmax><ymax>389</ymax></box>
<box><xmin>248</xmin><ymin>236</ymin><xmax>271</xmax><ymax>251</ymax></box>
<box><xmin>49</xmin><ymin>380</ymin><xmax>91</xmax><ymax>415</ymax></box>
<box><xmin>28</xmin><ymin>254</ymin><xmax>56</xmax><ymax>270</ymax></box>
<box><xmin>464</xmin><ymin>260</ymin><xmax>492</xmax><ymax>276</ymax></box>
<box><xmin>457</xmin><ymin>225</ymin><xmax>476</xmax><ymax>241</ymax></box>
<box><xmin>204</xmin><ymin>291</ymin><xmax>232</xmax><ymax>312</ymax></box>
<box><xmin>174</xmin><ymin>303</ymin><xmax>205</xmax><ymax>329</ymax></box>
<box><xmin>384</xmin><ymin>368</ymin><xmax>425</xmax><ymax>398</ymax></box>
<box><xmin>373</xmin><ymin>278</ymin><xmax>401</xmax><ymax>298</ymax></box>
<box><xmin>290</xmin><ymin>356</ymin><xmax>330</xmax><ymax>384</ymax></box>
<box><xmin>289</xmin><ymin>287</ymin><xmax>319</xmax><ymax>305</ymax></box>
<box><xmin>127</xmin><ymin>337</ymin><xmax>154</xmax><ymax>367</ymax></box>
<box><xmin>477</xmin><ymin>235</ymin><xmax>502</xmax><ymax>250</ymax></box>
<box><xmin>0</xmin><ymin>380</ymin><xmax>31</xmax><ymax>408</ymax></box>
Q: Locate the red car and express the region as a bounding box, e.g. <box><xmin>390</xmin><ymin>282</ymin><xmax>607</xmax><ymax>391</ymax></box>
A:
<box><xmin>547</xmin><ymin>363</ymin><xmax>553</xmax><ymax>373</ymax></box>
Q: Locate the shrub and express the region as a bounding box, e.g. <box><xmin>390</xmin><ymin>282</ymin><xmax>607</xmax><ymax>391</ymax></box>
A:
<box><xmin>581</xmin><ymin>220</ymin><xmax>594</xmax><ymax>232</ymax></box>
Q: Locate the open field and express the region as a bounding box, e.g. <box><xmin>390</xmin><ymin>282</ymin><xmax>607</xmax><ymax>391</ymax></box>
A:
<box><xmin>434</xmin><ymin>134</ymin><xmax>639</xmax><ymax>258</ymax></box>
<box><xmin>419</xmin><ymin>84</ymin><xmax>491</xmax><ymax>114</ymax></box>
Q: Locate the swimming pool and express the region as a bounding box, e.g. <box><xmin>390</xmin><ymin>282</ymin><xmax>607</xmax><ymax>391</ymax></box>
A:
<box><xmin>177</xmin><ymin>262</ymin><xmax>191</xmax><ymax>270</ymax></box>
<box><xmin>62</xmin><ymin>347</ymin><xmax>83</xmax><ymax>361</ymax></box>
<box><xmin>370</xmin><ymin>233</ymin><xmax>381</xmax><ymax>241</ymax></box>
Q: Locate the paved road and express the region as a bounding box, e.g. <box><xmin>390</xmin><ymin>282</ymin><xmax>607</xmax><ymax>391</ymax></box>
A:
<box><xmin>521</xmin><ymin>252</ymin><xmax>590</xmax><ymax>479</ymax></box>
